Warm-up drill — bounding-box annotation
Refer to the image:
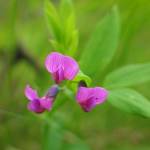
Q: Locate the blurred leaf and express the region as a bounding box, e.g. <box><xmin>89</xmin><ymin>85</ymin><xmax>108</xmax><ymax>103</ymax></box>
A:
<box><xmin>11</xmin><ymin>61</ymin><xmax>36</xmax><ymax>87</ymax></box>
<box><xmin>8</xmin><ymin>61</ymin><xmax>37</xmax><ymax>106</ymax></box>
<box><xmin>18</xmin><ymin>21</ymin><xmax>50</xmax><ymax>60</ymax></box>
<box><xmin>35</xmin><ymin>69</ymin><xmax>52</xmax><ymax>95</ymax></box>
<box><xmin>45</xmin><ymin>0</ymin><xmax>62</xmax><ymax>43</ymax></box>
<box><xmin>119</xmin><ymin>0</ymin><xmax>150</xmax><ymax>65</ymax></box>
<box><xmin>50</xmin><ymin>39</ymin><xmax>62</xmax><ymax>50</ymax></box>
<box><xmin>65</xmin><ymin>15</ymin><xmax>78</xmax><ymax>56</ymax></box>
<box><xmin>64</xmin><ymin>141</ymin><xmax>90</xmax><ymax>150</ymax></box>
<box><xmin>111</xmin><ymin>145</ymin><xmax>150</xmax><ymax>150</ymax></box>
<box><xmin>60</xmin><ymin>0</ymin><xmax>78</xmax><ymax>56</ymax></box>
<box><xmin>43</xmin><ymin>121</ymin><xmax>64</xmax><ymax>150</ymax></box>
<box><xmin>108</xmin><ymin>88</ymin><xmax>150</xmax><ymax>117</ymax></box>
<box><xmin>60</xmin><ymin>0</ymin><xmax>73</xmax><ymax>21</ymax></box>
<box><xmin>0</xmin><ymin>0</ymin><xmax>17</xmax><ymax>50</ymax></box>
<box><xmin>104</xmin><ymin>63</ymin><xmax>150</xmax><ymax>88</ymax></box>
<box><xmin>49</xmin><ymin>92</ymin><xmax>67</xmax><ymax>115</ymax></box>
<box><xmin>68</xmin><ymin>30</ymin><xmax>79</xmax><ymax>56</ymax></box>
<box><xmin>80</xmin><ymin>6</ymin><xmax>120</xmax><ymax>78</ymax></box>
<box><xmin>45</xmin><ymin>0</ymin><xmax>78</xmax><ymax>55</ymax></box>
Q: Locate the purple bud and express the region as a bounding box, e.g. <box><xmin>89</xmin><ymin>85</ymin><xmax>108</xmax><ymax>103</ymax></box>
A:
<box><xmin>46</xmin><ymin>85</ymin><xmax>59</xmax><ymax>98</ymax></box>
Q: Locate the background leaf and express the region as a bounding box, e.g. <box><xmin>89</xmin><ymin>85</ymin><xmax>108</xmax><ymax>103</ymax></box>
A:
<box><xmin>104</xmin><ymin>63</ymin><xmax>150</xmax><ymax>88</ymax></box>
<box><xmin>42</xmin><ymin>121</ymin><xmax>64</xmax><ymax>150</ymax></box>
<box><xmin>80</xmin><ymin>6</ymin><xmax>120</xmax><ymax>79</ymax></box>
<box><xmin>60</xmin><ymin>0</ymin><xmax>73</xmax><ymax>21</ymax></box>
<box><xmin>63</xmin><ymin>138</ymin><xmax>90</xmax><ymax>150</ymax></box>
<box><xmin>108</xmin><ymin>88</ymin><xmax>150</xmax><ymax>117</ymax></box>
<box><xmin>60</xmin><ymin>0</ymin><xmax>78</xmax><ymax>56</ymax></box>
<box><xmin>44</xmin><ymin>0</ymin><xmax>78</xmax><ymax>55</ymax></box>
<box><xmin>44</xmin><ymin>0</ymin><xmax>62</xmax><ymax>43</ymax></box>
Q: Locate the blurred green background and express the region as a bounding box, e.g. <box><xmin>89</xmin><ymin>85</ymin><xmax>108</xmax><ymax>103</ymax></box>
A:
<box><xmin>0</xmin><ymin>0</ymin><xmax>150</xmax><ymax>150</ymax></box>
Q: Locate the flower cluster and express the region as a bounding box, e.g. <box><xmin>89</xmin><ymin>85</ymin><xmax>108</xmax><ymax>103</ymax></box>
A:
<box><xmin>25</xmin><ymin>52</ymin><xmax>108</xmax><ymax>113</ymax></box>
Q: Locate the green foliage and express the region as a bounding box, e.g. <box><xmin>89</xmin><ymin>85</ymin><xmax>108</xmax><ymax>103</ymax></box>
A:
<box><xmin>0</xmin><ymin>0</ymin><xmax>17</xmax><ymax>50</ymax></box>
<box><xmin>42</xmin><ymin>121</ymin><xmax>64</xmax><ymax>150</ymax></box>
<box><xmin>18</xmin><ymin>20</ymin><xmax>50</xmax><ymax>59</ymax></box>
<box><xmin>1</xmin><ymin>0</ymin><xmax>150</xmax><ymax>149</ymax></box>
<box><xmin>42</xmin><ymin>115</ymin><xmax>90</xmax><ymax>150</ymax></box>
<box><xmin>60</xmin><ymin>0</ymin><xmax>73</xmax><ymax>19</ymax></box>
<box><xmin>45</xmin><ymin>0</ymin><xmax>62</xmax><ymax>43</ymax></box>
<box><xmin>63</xmin><ymin>139</ymin><xmax>90</xmax><ymax>150</ymax></box>
<box><xmin>108</xmin><ymin>88</ymin><xmax>150</xmax><ymax>117</ymax></box>
<box><xmin>104</xmin><ymin>63</ymin><xmax>150</xmax><ymax>89</ymax></box>
<box><xmin>45</xmin><ymin>0</ymin><xmax>78</xmax><ymax>56</ymax></box>
<box><xmin>11</xmin><ymin>61</ymin><xmax>36</xmax><ymax>89</ymax></box>
<box><xmin>80</xmin><ymin>6</ymin><xmax>120</xmax><ymax>78</ymax></box>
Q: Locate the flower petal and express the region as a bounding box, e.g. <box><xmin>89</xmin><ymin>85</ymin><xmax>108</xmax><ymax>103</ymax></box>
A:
<box><xmin>45</xmin><ymin>52</ymin><xmax>64</xmax><ymax>73</ymax></box>
<box><xmin>28</xmin><ymin>100</ymin><xmax>45</xmax><ymax>113</ymax></box>
<box><xmin>40</xmin><ymin>97</ymin><xmax>53</xmax><ymax>111</ymax></box>
<box><xmin>80</xmin><ymin>98</ymin><xmax>96</xmax><ymax>112</ymax></box>
<box><xmin>76</xmin><ymin>86</ymin><xmax>108</xmax><ymax>112</ymax></box>
<box><xmin>76</xmin><ymin>87</ymin><xmax>90</xmax><ymax>103</ymax></box>
<box><xmin>25</xmin><ymin>85</ymin><xmax>38</xmax><ymax>101</ymax></box>
<box><xmin>52</xmin><ymin>68</ymin><xmax>65</xmax><ymax>84</ymax></box>
<box><xmin>92</xmin><ymin>87</ymin><xmax>108</xmax><ymax>104</ymax></box>
<box><xmin>63</xmin><ymin>56</ymin><xmax>79</xmax><ymax>80</ymax></box>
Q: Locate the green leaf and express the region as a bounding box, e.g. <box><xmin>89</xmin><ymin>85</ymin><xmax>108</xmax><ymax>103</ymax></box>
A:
<box><xmin>65</xmin><ymin>15</ymin><xmax>78</xmax><ymax>56</ymax></box>
<box><xmin>104</xmin><ymin>63</ymin><xmax>150</xmax><ymax>88</ymax></box>
<box><xmin>60</xmin><ymin>0</ymin><xmax>73</xmax><ymax>21</ymax></box>
<box><xmin>108</xmin><ymin>88</ymin><xmax>150</xmax><ymax>117</ymax></box>
<box><xmin>49</xmin><ymin>39</ymin><xmax>64</xmax><ymax>51</ymax></box>
<box><xmin>80</xmin><ymin>6</ymin><xmax>120</xmax><ymax>78</ymax></box>
<box><xmin>42</xmin><ymin>121</ymin><xmax>64</xmax><ymax>150</ymax></box>
<box><xmin>0</xmin><ymin>0</ymin><xmax>17</xmax><ymax>51</ymax></box>
<box><xmin>44</xmin><ymin>0</ymin><xmax>62</xmax><ymax>43</ymax></box>
<box><xmin>64</xmin><ymin>140</ymin><xmax>90</xmax><ymax>150</ymax></box>
<box><xmin>11</xmin><ymin>61</ymin><xmax>36</xmax><ymax>90</ymax></box>
<box><xmin>45</xmin><ymin>0</ymin><xmax>78</xmax><ymax>55</ymax></box>
<box><xmin>60</xmin><ymin>0</ymin><xmax>78</xmax><ymax>56</ymax></box>
<box><xmin>70</xmin><ymin>30</ymin><xmax>78</xmax><ymax>52</ymax></box>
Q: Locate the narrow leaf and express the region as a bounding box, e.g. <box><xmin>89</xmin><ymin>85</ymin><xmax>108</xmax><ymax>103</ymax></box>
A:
<box><xmin>43</xmin><ymin>121</ymin><xmax>63</xmax><ymax>150</ymax></box>
<box><xmin>44</xmin><ymin>0</ymin><xmax>62</xmax><ymax>42</ymax></box>
<box><xmin>108</xmin><ymin>88</ymin><xmax>150</xmax><ymax>117</ymax></box>
<box><xmin>80</xmin><ymin>6</ymin><xmax>120</xmax><ymax>78</ymax></box>
<box><xmin>104</xmin><ymin>63</ymin><xmax>150</xmax><ymax>88</ymax></box>
<box><xmin>60</xmin><ymin>0</ymin><xmax>78</xmax><ymax>56</ymax></box>
<box><xmin>60</xmin><ymin>0</ymin><xmax>73</xmax><ymax>21</ymax></box>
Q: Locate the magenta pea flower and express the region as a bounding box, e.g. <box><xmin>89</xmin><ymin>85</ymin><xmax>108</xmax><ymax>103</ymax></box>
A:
<box><xmin>76</xmin><ymin>86</ymin><xmax>108</xmax><ymax>112</ymax></box>
<box><xmin>24</xmin><ymin>85</ymin><xmax>59</xmax><ymax>113</ymax></box>
<box><xmin>45</xmin><ymin>52</ymin><xmax>79</xmax><ymax>84</ymax></box>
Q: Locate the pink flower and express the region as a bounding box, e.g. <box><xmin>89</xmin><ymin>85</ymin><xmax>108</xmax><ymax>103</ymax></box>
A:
<box><xmin>76</xmin><ymin>87</ymin><xmax>108</xmax><ymax>112</ymax></box>
<box><xmin>24</xmin><ymin>85</ymin><xmax>59</xmax><ymax>113</ymax></box>
<box><xmin>45</xmin><ymin>52</ymin><xmax>79</xmax><ymax>84</ymax></box>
